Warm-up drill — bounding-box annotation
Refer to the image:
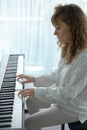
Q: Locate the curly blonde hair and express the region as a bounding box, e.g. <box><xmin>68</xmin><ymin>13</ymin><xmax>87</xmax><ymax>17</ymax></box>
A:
<box><xmin>51</xmin><ymin>4</ymin><xmax>87</xmax><ymax>64</ymax></box>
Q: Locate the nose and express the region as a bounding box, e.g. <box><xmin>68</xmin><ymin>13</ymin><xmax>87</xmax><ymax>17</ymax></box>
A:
<box><xmin>54</xmin><ymin>30</ymin><xmax>56</xmax><ymax>35</ymax></box>
<box><xmin>54</xmin><ymin>29</ymin><xmax>58</xmax><ymax>35</ymax></box>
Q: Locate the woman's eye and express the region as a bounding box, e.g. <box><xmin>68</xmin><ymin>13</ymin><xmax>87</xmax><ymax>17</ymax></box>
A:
<box><xmin>57</xmin><ymin>27</ymin><xmax>60</xmax><ymax>30</ymax></box>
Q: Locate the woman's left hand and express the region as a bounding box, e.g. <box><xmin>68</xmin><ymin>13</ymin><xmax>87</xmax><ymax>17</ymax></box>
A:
<box><xmin>18</xmin><ymin>88</ymin><xmax>34</xmax><ymax>98</ymax></box>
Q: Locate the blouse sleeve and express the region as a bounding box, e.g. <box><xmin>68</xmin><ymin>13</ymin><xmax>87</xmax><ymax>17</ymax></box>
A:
<box><xmin>34</xmin><ymin>52</ymin><xmax>87</xmax><ymax>104</ymax></box>
<box><xmin>60</xmin><ymin>62</ymin><xmax>87</xmax><ymax>100</ymax></box>
<box><xmin>33</xmin><ymin>69</ymin><xmax>58</xmax><ymax>87</ymax></box>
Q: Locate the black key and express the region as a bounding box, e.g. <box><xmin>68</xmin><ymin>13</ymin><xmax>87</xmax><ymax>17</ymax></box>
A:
<box><xmin>0</xmin><ymin>97</ymin><xmax>14</xmax><ymax>100</ymax></box>
<box><xmin>5</xmin><ymin>70</ymin><xmax>17</xmax><ymax>74</ymax></box>
<box><xmin>0</xmin><ymin>119</ymin><xmax>11</xmax><ymax>123</ymax></box>
<box><xmin>0</xmin><ymin>99</ymin><xmax>13</xmax><ymax>103</ymax></box>
<box><xmin>0</xmin><ymin>109</ymin><xmax>12</xmax><ymax>112</ymax></box>
<box><xmin>0</xmin><ymin>106</ymin><xmax>13</xmax><ymax>110</ymax></box>
<box><xmin>0</xmin><ymin>102</ymin><xmax>13</xmax><ymax>106</ymax></box>
<box><xmin>1</xmin><ymin>86</ymin><xmax>15</xmax><ymax>89</ymax></box>
<box><xmin>3</xmin><ymin>79</ymin><xmax>16</xmax><ymax>82</ymax></box>
<box><xmin>0</xmin><ymin>115</ymin><xmax>12</xmax><ymax>120</ymax></box>
<box><xmin>0</xmin><ymin>93</ymin><xmax>14</xmax><ymax>97</ymax></box>
<box><xmin>0</xmin><ymin>124</ymin><xmax>11</xmax><ymax>128</ymax></box>
<box><xmin>1</xmin><ymin>88</ymin><xmax>15</xmax><ymax>91</ymax></box>
<box><xmin>4</xmin><ymin>73</ymin><xmax>16</xmax><ymax>78</ymax></box>
<box><xmin>0</xmin><ymin>111</ymin><xmax>12</xmax><ymax>115</ymax></box>
<box><xmin>0</xmin><ymin>91</ymin><xmax>14</xmax><ymax>94</ymax></box>
<box><xmin>2</xmin><ymin>82</ymin><xmax>15</xmax><ymax>86</ymax></box>
<box><xmin>0</xmin><ymin>89</ymin><xmax>15</xmax><ymax>93</ymax></box>
<box><xmin>6</xmin><ymin>66</ymin><xmax>17</xmax><ymax>70</ymax></box>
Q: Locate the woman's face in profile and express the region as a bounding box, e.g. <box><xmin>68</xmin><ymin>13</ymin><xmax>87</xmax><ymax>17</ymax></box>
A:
<box><xmin>53</xmin><ymin>19</ymin><xmax>72</xmax><ymax>44</ymax></box>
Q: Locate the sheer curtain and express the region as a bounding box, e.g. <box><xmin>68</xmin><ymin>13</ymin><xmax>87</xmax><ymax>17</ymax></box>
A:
<box><xmin>0</xmin><ymin>0</ymin><xmax>87</xmax><ymax>75</ymax></box>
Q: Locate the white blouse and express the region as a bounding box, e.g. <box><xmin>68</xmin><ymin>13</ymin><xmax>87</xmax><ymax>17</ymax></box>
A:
<box><xmin>33</xmin><ymin>48</ymin><xmax>87</xmax><ymax>123</ymax></box>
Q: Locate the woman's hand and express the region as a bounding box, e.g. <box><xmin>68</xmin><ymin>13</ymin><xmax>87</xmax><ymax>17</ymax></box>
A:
<box><xmin>18</xmin><ymin>88</ymin><xmax>34</xmax><ymax>98</ymax></box>
<box><xmin>16</xmin><ymin>74</ymin><xmax>35</xmax><ymax>84</ymax></box>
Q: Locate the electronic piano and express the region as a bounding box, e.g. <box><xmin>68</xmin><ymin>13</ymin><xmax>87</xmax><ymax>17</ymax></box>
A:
<box><xmin>0</xmin><ymin>54</ymin><xmax>25</xmax><ymax>130</ymax></box>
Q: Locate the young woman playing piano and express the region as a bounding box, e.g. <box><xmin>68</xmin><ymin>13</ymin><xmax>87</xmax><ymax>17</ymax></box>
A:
<box><xmin>17</xmin><ymin>3</ymin><xmax>87</xmax><ymax>130</ymax></box>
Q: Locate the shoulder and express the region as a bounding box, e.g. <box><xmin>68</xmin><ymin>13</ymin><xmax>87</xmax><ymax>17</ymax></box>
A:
<box><xmin>76</xmin><ymin>49</ymin><xmax>87</xmax><ymax>61</ymax></box>
<box><xmin>73</xmin><ymin>48</ymin><xmax>87</xmax><ymax>68</ymax></box>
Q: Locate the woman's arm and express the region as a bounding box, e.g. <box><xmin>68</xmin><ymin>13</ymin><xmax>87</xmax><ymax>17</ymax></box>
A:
<box><xmin>33</xmin><ymin>69</ymin><xmax>58</xmax><ymax>87</ymax></box>
<box><xmin>33</xmin><ymin>52</ymin><xmax>87</xmax><ymax>104</ymax></box>
<box><xmin>17</xmin><ymin>69</ymin><xmax>59</xmax><ymax>87</ymax></box>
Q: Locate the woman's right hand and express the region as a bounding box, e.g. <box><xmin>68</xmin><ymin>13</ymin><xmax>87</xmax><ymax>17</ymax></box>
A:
<box><xmin>16</xmin><ymin>74</ymin><xmax>36</xmax><ymax>84</ymax></box>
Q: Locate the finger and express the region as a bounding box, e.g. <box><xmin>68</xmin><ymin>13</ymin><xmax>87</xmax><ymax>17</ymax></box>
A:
<box><xmin>19</xmin><ymin>91</ymin><xmax>30</xmax><ymax>97</ymax></box>
<box><xmin>16</xmin><ymin>74</ymin><xmax>24</xmax><ymax>78</ymax></box>
<box><xmin>21</xmin><ymin>92</ymin><xmax>27</xmax><ymax>97</ymax></box>
<box><xmin>17</xmin><ymin>74</ymin><xmax>26</xmax><ymax>79</ymax></box>
<box><xmin>18</xmin><ymin>89</ymin><xmax>29</xmax><ymax>96</ymax></box>
<box><xmin>17</xmin><ymin>77</ymin><xmax>27</xmax><ymax>84</ymax></box>
<box><xmin>18</xmin><ymin>89</ymin><xmax>25</xmax><ymax>96</ymax></box>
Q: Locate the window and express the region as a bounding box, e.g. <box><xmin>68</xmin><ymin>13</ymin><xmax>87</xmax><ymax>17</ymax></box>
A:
<box><xmin>0</xmin><ymin>0</ymin><xmax>87</xmax><ymax>75</ymax></box>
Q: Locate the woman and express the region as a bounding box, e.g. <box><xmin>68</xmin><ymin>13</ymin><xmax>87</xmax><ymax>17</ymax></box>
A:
<box><xmin>17</xmin><ymin>3</ymin><xmax>87</xmax><ymax>130</ymax></box>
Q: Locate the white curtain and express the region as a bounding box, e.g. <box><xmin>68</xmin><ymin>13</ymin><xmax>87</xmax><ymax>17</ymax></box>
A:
<box><xmin>0</xmin><ymin>0</ymin><xmax>87</xmax><ymax>74</ymax></box>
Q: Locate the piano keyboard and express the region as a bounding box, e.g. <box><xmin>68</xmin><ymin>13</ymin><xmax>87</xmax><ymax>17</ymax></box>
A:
<box><xmin>0</xmin><ymin>54</ymin><xmax>25</xmax><ymax>130</ymax></box>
